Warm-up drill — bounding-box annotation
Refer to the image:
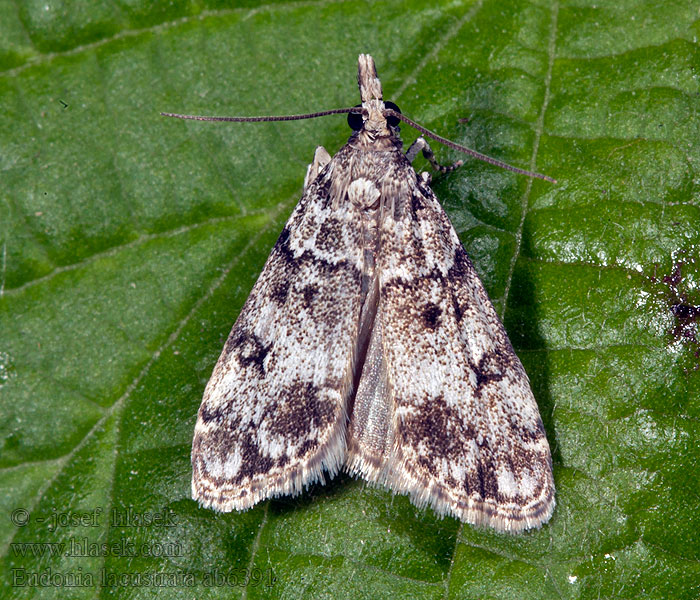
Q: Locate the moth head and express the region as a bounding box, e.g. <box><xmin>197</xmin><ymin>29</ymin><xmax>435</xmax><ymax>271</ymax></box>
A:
<box><xmin>347</xmin><ymin>100</ymin><xmax>402</xmax><ymax>135</ymax></box>
<box><xmin>353</xmin><ymin>53</ymin><xmax>402</xmax><ymax>137</ymax></box>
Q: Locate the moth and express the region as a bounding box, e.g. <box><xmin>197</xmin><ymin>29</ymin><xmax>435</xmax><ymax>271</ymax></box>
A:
<box><xmin>164</xmin><ymin>54</ymin><xmax>555</xmax><ymax>532</ymax></box>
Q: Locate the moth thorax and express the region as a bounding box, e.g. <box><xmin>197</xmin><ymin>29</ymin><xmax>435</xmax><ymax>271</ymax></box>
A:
<box><xmin>348</xmin><ymin>178</ymin><xmax>380</xmax><ymax>210</ymax></box>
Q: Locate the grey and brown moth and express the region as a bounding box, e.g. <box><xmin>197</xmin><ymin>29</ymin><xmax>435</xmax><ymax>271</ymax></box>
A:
<box><xmin>165</xmin><ymin>54</ymin><xmax>555</xmax><ymax>532</ymax></box>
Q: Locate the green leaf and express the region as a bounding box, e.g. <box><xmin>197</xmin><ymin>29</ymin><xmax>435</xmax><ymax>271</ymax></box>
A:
<box><xmin>1</xmin><ymin>1</ymin><xmax>699</xmax><ymax>598</ymax></box>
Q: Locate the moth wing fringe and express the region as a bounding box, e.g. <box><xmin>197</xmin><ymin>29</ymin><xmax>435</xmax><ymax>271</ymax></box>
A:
<box><xmin>192</xmin><ymin>419</ymin><xmax>349</xmax><ymax>511</ymax></box>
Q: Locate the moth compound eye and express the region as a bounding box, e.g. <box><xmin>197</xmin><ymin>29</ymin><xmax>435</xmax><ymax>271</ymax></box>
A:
<box><xmin>384</xmin><ymin>101</ymin><xmax>401</xmax><ymax>127</ymax></box>
<box><xmin>347</xmin><ymin>104</ymin><xmax>364</xmax><ymax>131</ymax></box>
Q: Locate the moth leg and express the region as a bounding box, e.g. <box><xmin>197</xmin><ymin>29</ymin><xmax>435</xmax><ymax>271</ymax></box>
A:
<box><xmin>304</xmin><ymin>146</ymin><xmax>332</xmax><ymax>190</ymax></box>
<box><xmin>405</xmin><ymin>136</ymin><xmax>463</xmax><ymax>173</ymax></box>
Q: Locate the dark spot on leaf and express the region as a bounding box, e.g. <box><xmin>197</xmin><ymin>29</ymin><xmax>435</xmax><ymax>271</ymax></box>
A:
<box><xmin>672</xmin><ymin>303</ymin><xmax>699</xmax><ymax>320</ymax></box>
<box><xmin>649</xmin><ymin>253</ymin><xmax>700</xmax><ymax>370</ymax></box>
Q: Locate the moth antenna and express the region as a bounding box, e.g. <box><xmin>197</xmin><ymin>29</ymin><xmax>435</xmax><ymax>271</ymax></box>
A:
<box><xmin>161</xmin><ymin>107</ymin><xmax>555</xmax><ymax>183</ymax></box>
<box><xmin>384</xmin><ymin>108</ymin><xmax>556</xmax><ymax>183</ymax></box>
<box><xmin>160</xmin><ymin>107</ymin><xmax>360</xmax><ymax>123</ymax></box>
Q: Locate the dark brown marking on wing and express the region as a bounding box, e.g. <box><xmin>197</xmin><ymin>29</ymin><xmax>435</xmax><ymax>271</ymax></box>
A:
<box><xmin>421</xmin><ymin>302</ymin><xmax>442</xmax><ymax>330</ymax></box>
